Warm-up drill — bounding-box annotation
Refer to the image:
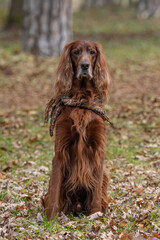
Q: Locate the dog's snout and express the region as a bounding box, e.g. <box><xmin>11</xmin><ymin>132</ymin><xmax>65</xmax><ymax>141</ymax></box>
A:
<box><xmin>81</xmin><ymin>61</ymin><xmax>90</xmax><ymax>70</ymax></box>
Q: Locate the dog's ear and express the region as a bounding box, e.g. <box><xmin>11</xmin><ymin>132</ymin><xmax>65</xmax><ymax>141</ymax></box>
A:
<box><xmin>93</xmin><ymin>43</ymin><xmax>110</xmax><ymax>102</ymax></box>
<box><xmin>55</xmin><ymin>42</ymin><xmax>74</xmax><ymax>96</ymax></box>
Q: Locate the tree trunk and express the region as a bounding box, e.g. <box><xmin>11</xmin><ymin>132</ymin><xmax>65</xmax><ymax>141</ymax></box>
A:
<box><xmin>119</xmin><ymin>0</ymin><xmax>135</xmax><ymax>7</ymax></box>
<box><xmin>82</xmin><ymin>0</ymin><xmax>112</xmax><ymax>8</ymax></box>
<box><xmin>5</xmin><ymin>0</ymin><xmax>23</xmax><ymax>29</ymax></box>
<box><xmin>137</xmin><ymin>0</ymin><xmax>160</xmax><ymax>18</ymax></box>
<box><xmin>22</xmin><ymin>0</ymin><xmax>72</xmax><ymax>57</ymax></box>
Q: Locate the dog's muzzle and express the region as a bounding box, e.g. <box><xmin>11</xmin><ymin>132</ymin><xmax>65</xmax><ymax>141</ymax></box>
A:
<box><xmin>77</xmin><ymin>61</ymin><xmax>92</xmax><ymax>79</ymax></box>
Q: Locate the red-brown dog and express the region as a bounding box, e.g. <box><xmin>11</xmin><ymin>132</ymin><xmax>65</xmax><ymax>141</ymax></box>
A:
<box><xmin>43</xmin><ymin>40</ymin><xmax>110</xmax><ymax>220</ymax></box>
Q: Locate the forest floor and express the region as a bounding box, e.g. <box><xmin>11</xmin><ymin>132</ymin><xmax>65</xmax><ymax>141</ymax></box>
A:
<box><xmin>0</xmin><ymin>7</ymin><xmax>160</xmax><ymax>240</ymax></box>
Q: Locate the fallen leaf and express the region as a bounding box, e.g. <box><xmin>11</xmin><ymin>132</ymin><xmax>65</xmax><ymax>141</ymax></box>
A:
<box><xmin>12</xmin><ymin>141</ymin><xmax>22</xmax><ymax>149</ymax></box>
<box><xmin>28</xmin><ymin>135</ymin><xmax>38</xmax><ymax>143</ymax></box>
<box><xmin>37</xmin><ymin>213</ymin><xmax>43</xmax><ymax>223</ymax></box>
<box><xmin>120</xmin><ymin>232</ymin><xmax>133</xmax><ymax>240</ymax></box>
<box><xmin>88</xmin><ymin>211</ymin><xmax>104</xmax><ymax>220</ymax></box>
<box><xmin>0</xmin><ymin>172</ymin><xmax>6</xmax><ymax>179</ymax></box>
<box><xmin>138</xmin><ymin>223</ymin><xmax>144</xmax><ymax>229</ymax></box>
<box><xmin>118</xmin><ymin>221</ymin><xmax>128</xmax><ymax>227</ymax></box>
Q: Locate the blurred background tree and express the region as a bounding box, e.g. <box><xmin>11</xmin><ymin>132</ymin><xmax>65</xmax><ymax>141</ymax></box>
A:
<box><xmin>137</xmin><ymin>0</ymin><xmax>160</xmax><ymax>18</ymax></box>
<box><xmin>82</xmin><ymin>0</ymin><xmax>113</xmax><ymax>8</ymax></box>
<box><xmin>22</xmin><ymin>0</ymin><xmax>72</xmax><ymax>56</ymax></box>
<box><xmin>5</xmin><ymin>0</ymin><xmax>23</xmax><ymax>29</ymax></box>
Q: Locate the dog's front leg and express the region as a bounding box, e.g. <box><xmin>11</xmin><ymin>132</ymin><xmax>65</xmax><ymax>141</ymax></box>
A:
<box><xmin>43</xmin><ymin>157</ymin><xmax>62</xmax><ymax>221</ymax></box>
<box><xmin>90</xmin><ymin>160</ymin><xmax>104</xmax><ymax>214</ymax></box>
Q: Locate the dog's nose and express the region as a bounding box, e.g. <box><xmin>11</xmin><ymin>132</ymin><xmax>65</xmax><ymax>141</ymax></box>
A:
<box><xmin>81</xmin><ymin>61</ymin><xmax>90</xmax><ymax>70</ymax></box>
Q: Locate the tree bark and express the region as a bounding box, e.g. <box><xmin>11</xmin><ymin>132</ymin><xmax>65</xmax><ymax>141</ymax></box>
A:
<box><xmin>5</xmin><ymin>0</ymin><xmax>23</xmax><ymax>29</ymax></box>
<box><xmin>119</xmin><ymin>0</ymin><xmax>135</xmax><ymax>7</ymax></box>
<box><xmin>82</xmin><ymin>0</ymin><xmax>112</xmax><ymax>8</ymax></box>
<box><xmin>22</xmin><ymin>0</ymin><xmax>72</xmax><ymax>57</ymax></box>
<box><xmin>137</xmin><ymin>0</ymin><xmax>160</xmax><ymax>18</ymax></box>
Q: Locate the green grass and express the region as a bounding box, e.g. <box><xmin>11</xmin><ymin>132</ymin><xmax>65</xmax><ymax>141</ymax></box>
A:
<box><xmin>150</xmin><ymin>210</ymin><xmax>160</xmax><ymax>222</ymax></box>
<box><xmin>102</xmin><ymin>37</ymin><xmax>160</xmax><ymax>62</ymax></box>
<box><xmin>74</xmin><ymin>7</ymin><xmax>160</xmax><ymax>34</ymax></box>
<box><xmin>0</xmin><ymin>190</ymin><xmax>7</xmax><ymax>200</ymax></box>
<box><xmin>73</xmin><ymin>7</ymin><xmax>160</xmax><ymax>63</ymax></box>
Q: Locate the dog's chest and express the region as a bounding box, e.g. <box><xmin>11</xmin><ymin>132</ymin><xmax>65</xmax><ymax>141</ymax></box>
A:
<box><xmin>69</xmin><ymin>108</ymin><xmax>92</xmax><ymax>135</ymax></box>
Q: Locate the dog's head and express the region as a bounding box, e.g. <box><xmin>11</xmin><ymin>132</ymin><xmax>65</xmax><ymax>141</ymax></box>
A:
<box><xmin>55</xmin><ymin>40</ymin><xmax>110</xmax><ymax>101</ymax></box>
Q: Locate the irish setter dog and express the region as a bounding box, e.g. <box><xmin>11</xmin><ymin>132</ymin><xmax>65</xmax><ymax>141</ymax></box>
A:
<box><xmin>43</xmin><ymin>40</ymin><xmax>110</xmax><ymax>220</ymax></box>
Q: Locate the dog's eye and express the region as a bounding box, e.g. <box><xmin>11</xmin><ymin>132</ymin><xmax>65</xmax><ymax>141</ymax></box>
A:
<box><xmin>90</xmin><ymin>50</ymin><xmax>95</xmax><ymax>55</ymax></box>
<box><xmin>74</xmin><ymin>50</ymin><xmax>80</xmax><ymax>55</ymax></box>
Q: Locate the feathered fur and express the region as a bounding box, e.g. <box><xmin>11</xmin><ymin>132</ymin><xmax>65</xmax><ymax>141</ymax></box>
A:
<box><xmin>43</xmin><ymin>40</ymin><xmax>110</xmax><ymax>220</ymax></box>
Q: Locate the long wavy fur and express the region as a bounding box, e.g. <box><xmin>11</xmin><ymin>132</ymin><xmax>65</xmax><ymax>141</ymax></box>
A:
<box><xmin>43</xmin><ymin>40</ymin><xmax>110</xmax><ymax>220</ymax></box>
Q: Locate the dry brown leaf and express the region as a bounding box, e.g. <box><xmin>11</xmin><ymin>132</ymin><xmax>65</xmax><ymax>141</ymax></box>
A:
<box><xmin>138</xmin><ymin>223</ymin><xmax>144</xmax><ymax>229</ymax></box>
<box><xmin>28</xmin><ymin>135</ymin><xmax>38</xmax><ymax>143</ymax></box>
<box><xmin>120</xmin><ymin>232</ymin><xmax>133</xmax><ymax>240</ymax></box>
<box><xmin>0</xmin><ymin>172</ymin><xmax>6</xmax><ymax>179</ymax></box>
<box><xmin>118</xmin><ymin>221</ymin><xmax>128</xmax><ymax>227</ymax></box>
<box><xmin>12</xmin><ymin>140</ymin><xmax>22</xmax><ymax>149</ymax></box>
<box><xmin>135</xmin><ymin>187</ymin><xmax>144</xmax><ymax>195</ymax></box>
<box><xmin>151</xmin><ymin>233</ymin><xmax>160</xmax><ymax>239</ymax></box>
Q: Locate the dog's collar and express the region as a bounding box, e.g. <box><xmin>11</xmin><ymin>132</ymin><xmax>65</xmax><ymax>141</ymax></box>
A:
<box><xmin>45</xmin><ymin>95</ymin><xmax>114</xmax><ymax>137</ymax></box>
